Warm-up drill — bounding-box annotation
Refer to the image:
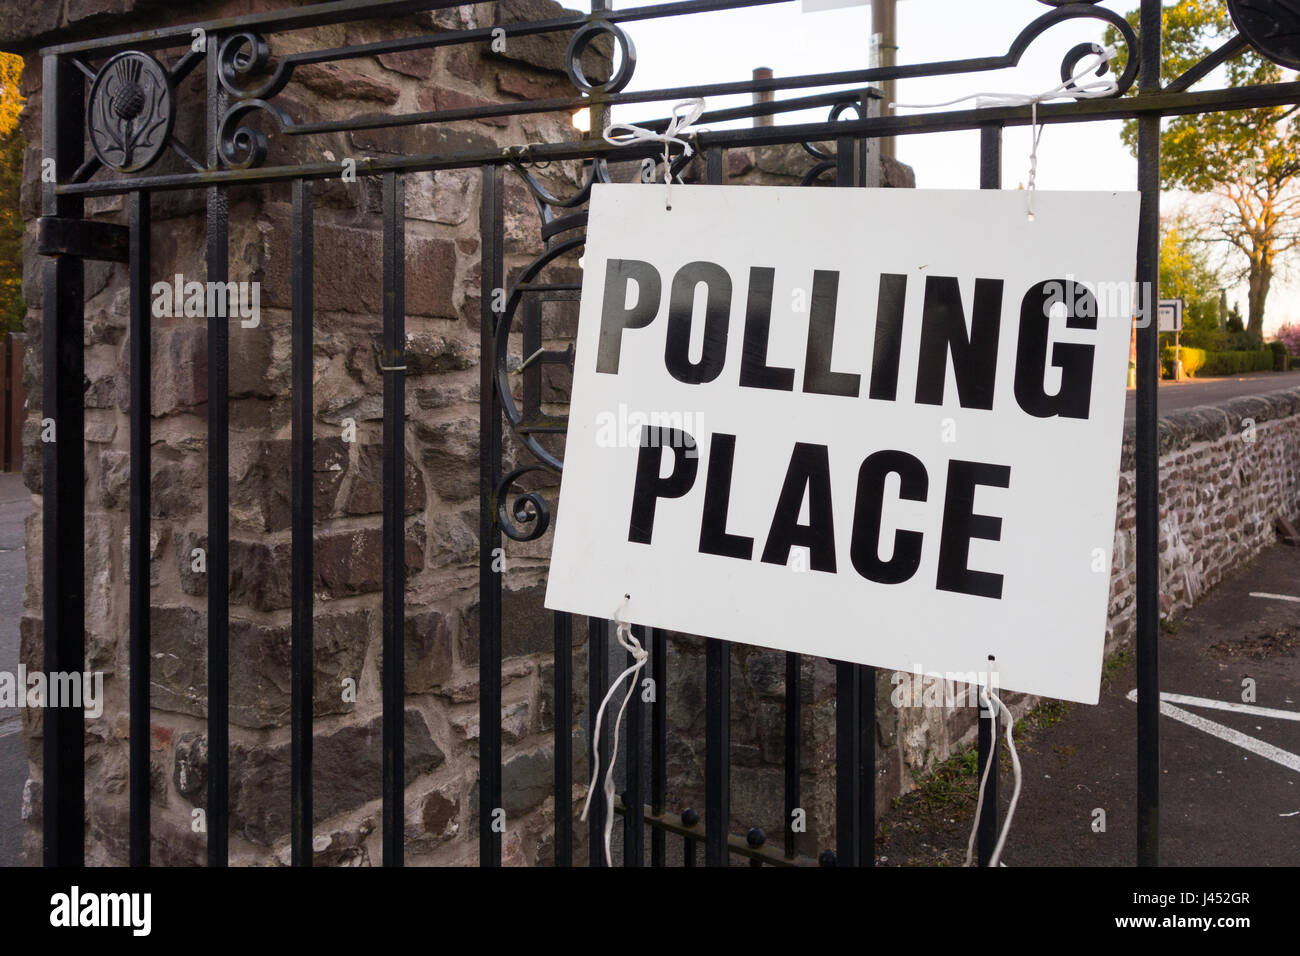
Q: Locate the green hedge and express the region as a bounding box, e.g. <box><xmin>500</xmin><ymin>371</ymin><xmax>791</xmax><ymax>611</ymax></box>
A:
<box><xmin>1161</xmin><ymin>346</ymin><xmax>1207</xmax><ymax>378</ymax></box>
<box><xmin>1199</xmin><ymin>349</ymin><xmax>1276</xmax><ymax>376</ymax></box>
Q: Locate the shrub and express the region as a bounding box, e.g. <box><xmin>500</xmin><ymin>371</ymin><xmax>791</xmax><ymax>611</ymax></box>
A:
<box><xmin>1268</xmin><ymin>339</ymin><xmax>1289</xmax><ymax>371</ymax></box>
<box><xmin>1199</xmin><ymin>349</ymin><xmax>1276</xmax><ymax>376</ymax></box>
<box><xmin>1160</xmin><ymin>345</ymin><xmax>1207</xmax><ymax>378</ymax></box>
<box><xmin>1275</xmin><ymin>322</ymin><xmax>1300</xmax><ymax>357</ymax></box>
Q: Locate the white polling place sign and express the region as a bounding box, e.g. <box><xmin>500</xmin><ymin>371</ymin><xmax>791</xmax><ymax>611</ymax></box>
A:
<box><xmin>544</xmin><ymin>184</ymin><xmax>1140</xmax><ymax>704</ymax></box>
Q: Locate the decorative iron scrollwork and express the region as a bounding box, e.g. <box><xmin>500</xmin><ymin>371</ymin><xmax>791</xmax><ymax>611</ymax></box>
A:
<box><xmin>87</xmin><ymin>51</ymin><xmax>175</xmax><ymax>173</ymax></box>
<box><xmin>217</xmin><ymin>31</ymin><xmax>293</xmax><ymax>100</ymax></box>
<box><xmin>1227</xmin><ymin>0</ymin><xmax>1300</xmax><ymax>71</ymax></box>
<box><xmin>217</xmin><ymin>98</ymin><xmax>295</xmax><ymax>169</ymax></box>
<box><xmin>564</xmin><ymin>21</ymin><xmax>637</xmax><ymax>94</ymax></box>
<box><xmin>496</xmin><ymin>466</ymin><xmax>553</xmax><ymax>542</ymax></box>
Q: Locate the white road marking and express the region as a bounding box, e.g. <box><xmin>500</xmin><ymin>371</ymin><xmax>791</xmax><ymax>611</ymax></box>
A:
<box><xmin>1157</xmin><ymin>692</ymin><xmax>1300</xmax><ymax>723</ymax></box>
<box><xmin>1249</xmin><ymin>591</ymin><xmax>1300</xmax><ymax>604</ymax></box>
<box><xmin>0</xmin><ymin>720</ymin><xmax>21</xmax><ymax>739</ymax></box>
<box><xmin>1126</xmin><ymin>690</ymin><xmax>1300</xmax><ymax>774</ymax></box>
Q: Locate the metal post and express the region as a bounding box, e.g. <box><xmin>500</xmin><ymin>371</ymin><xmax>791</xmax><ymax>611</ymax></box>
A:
<box><xmin>1135</xmin><ymin>0</ymin><xmax>1163</xmax><ymax>868</ymax></box>
<box><xmin>42</xmin><ymin>54</ymin><xmax>86</xmax><ymax>868</ymax></box>
<box><xmin>871</xmin><ymin>0</ymin><xmax>897</xmax><ymax>161</ymax></box>
<box><xmin>753</xmin><ymin>67</ymin><xmax>774</xmax><ymax>127</ymax></box>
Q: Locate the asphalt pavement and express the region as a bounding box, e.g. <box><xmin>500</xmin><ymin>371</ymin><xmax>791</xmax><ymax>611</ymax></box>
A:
<box><xmin>0</xmin><ymin>472</ymin><xmax>28</xmax><ymax>867</ymax></box>
<box><xmin>1125</xmin><ymin>369</ymin><xmax>1300</xmax><ymax>420</ymax></box>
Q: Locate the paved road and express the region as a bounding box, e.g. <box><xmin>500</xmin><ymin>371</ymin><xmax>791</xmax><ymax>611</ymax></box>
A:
<box><xmin>1124</xmin><ymin>369</ymin><xmax>1300</xmax><ymax>421</ymax></box>
<box><xmin>0</xmin><ymin>472</ymin><xmax>29</xmax><ymax>867</ymax></box>
<box><xmin>1002</xmin><ymin>542</ymin><xmax>1300</xmax><ymax>866</ymax></box>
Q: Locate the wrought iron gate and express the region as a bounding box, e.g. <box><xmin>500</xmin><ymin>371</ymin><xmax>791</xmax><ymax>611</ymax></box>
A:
<box><xmin>31</xmin><ymin>0</ymin><xmax>1300</xmax><ymax>866</ymax></box>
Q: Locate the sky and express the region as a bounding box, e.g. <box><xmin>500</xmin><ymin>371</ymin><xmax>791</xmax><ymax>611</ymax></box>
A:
<box><xmin>608</xmin><ymin>0</ymin><xmax>1294</xmax><ymax>336</ymax></box>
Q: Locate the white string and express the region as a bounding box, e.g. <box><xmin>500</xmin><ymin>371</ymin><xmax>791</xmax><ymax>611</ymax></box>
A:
<box><xmin>604</xmin><ymin>98</ymin><xmax>707</xmax><ymax>211</ymax></box>
<box><xmin>892</xmin><ymin>45</ymin><xmax>1119</xmax><ymax>220</ymax></box>
<box><xmin>963</xmin><ymin>685</ymin><xmax>1023</xmax><ymax>868</ymax></box>
<box><xmin>579</xmin><ymin>596</ymin><xmax>649</xmax><ymax>866</ymax></box>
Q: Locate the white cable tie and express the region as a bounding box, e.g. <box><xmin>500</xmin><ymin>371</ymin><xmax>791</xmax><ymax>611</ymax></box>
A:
<box><xmin>579</xmin><ymin>594</ymin><xmax>649</xmax><ymax>866</ymax></box>
<box><xmin>892</xmin><ymin>45</ymin><xmax>1118</xmax><ymax>221</ymax></box>
<box><xmin>604</xmin><ymin>98</ymin><xmax>708</xmax><ymax>211</ymax></box>
<box><xmin>964</xmin><ymin>684</ymin><xmax>1023</xmax><ymax>868</ymax></box>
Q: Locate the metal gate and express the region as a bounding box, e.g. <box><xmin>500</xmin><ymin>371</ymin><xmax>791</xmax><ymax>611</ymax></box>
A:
<box><xmin>31</xmin><ymin>0</ymin><xmax>1299</xmax><ymax>866</ymax></box>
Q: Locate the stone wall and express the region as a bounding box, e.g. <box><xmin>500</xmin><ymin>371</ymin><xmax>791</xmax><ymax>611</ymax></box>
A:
<box><xmin>9</xmin><ymin>0</ymin><xmax>625</xmax><ymax>867</ymax></box>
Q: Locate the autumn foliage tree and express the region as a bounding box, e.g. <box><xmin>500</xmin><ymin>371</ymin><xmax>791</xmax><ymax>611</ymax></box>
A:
<box><xmin>1108</xmin><ymin>1</ymin><xmax>1300</xmax><ymax>342</ymax></box>
<box><xmin>0</xmin><ymin>53</ymin><xmax>23</xmax><ymax>333</ymax></box>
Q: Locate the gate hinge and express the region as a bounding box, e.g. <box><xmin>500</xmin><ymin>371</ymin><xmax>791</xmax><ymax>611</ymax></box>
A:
<box><xmin>37</xmin><ymin>217</ymin><xmax>130</xmax><ymax>263</ymax></box>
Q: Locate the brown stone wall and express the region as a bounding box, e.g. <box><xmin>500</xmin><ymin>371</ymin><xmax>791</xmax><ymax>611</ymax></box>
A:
<box><xmin>11</xmin><ymin>0</ymin><xmax>614</xmax><ymax>867</ymax></box>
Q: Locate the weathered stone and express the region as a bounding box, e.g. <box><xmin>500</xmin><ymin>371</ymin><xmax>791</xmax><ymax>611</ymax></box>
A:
<box><xmin>227</xmin><ymin>609</ymin><xmax>371</xmax><ymax>728</ymax></box>
<box><xmin>406</xmin><ymin>169</ymin><xmax>475</xmax><ymax>226</ymax></box>
<box><xmin>314</xmin><ymin>527</ymin><xmax>425</xmax><ymax>598</ymax></box>
<box><xmin>460</xmin><ymin>583</ymin><xmax>552</xmax><ymax>664</ymax></box>
<box><xmin>413</xmin><ymin>417</ymin><xmax>479</xmax><ymax>501</ymax></box>
<box><xmin>416</xmin><ymin>86</ymin><xmax>510</xmax><ymax>127</ymax></box>
<box><xmin>232</xmin><ymin>437</ymin><xmax>350</xmax><ymax>532</ymax></box>
<box><xmin>320</xmin><ymin>393</ymin><xmax>384</xmax><ymax>424</ymax></box>
<box><xmin>295</xmin><ymin>62</ymin><xmax>401</xmax><ymax>104</ymax></box>
<box><xmin>427</xmin><ymin>509</ymin><xmax>478</xmax><ymax>568</ymax></box>
<box><xmin>501</xmin><ymin>746</ymin><xmax>552</xmax><ymax>816</ymax></box>
<box><xmin>421</xmin><ymin>788</ymin><xmax>458</xmax><ymax>839</ymax></box>
<box><xmin>173</xmin><ymin>731</ymin><xmax>207</xmax><ymax>806</ymax></box>
<box><xmin>228</xmin><ymin>538</ymin><xmax>293</xmax><ymax>612</ymax></box>
<box><xmin>404</xmin><ymin>332</ymin><xmax>478</xmax><ymax>376</ymax></box>
<box><xmin>150</xmin><ymin>605</ymin><xmax>207</xmax><ymax>718</ymax></box>
<box><xmin>150</xmin><ymin>327</ymin><xmax>207</xmax><ymax>416</ymax></box>
<box><xmin>227</xmin><ymin>710</ymin><xmax>444</xmax><ymax>845</ymax></box>
<box><xmin>151</xmin><ymin>457</ymin><xmax>204</xmax><ymax>519</ymax></box>
<box><xmin>491</xmin><ymin>0</ymin><xmax>612</xmax><ymax>75</ymax></box>
<box><xmin>378</xmin><ymin>49</ymin><xmax>435</xmax><ymax>79</ymax></box>
<box><xmin>176</xmin><ymin>530</ymin><xmax>207</xmax><ymax>597</ymax></box>
<box><xmin>97</xmin><ymin>449</ymin><xmax>130</xmax><ymax>509</ymax></box>
<box><xmin>343</xmin><ymin>442</ymin><xmax>427</xmax><ymax>516</ymax></box>
<box><xmin>403</xmin><ymin>607</ymin><xmax>454</xmax><ymax>693</ymax></box>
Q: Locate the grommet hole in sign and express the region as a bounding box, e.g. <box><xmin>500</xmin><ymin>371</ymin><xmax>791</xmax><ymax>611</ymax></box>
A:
<box><xmin>893</xmin><ymin>43</ymin><xmax>1119</xmax><ymax>220</ymax></box>
<box><xmin>604</xmin><ymin>98</ymin><xmax>708</xmax><ymax>211</ymax></box>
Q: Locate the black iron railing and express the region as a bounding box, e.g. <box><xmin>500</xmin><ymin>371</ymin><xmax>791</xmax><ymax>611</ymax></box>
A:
<box><xmin>31</xmin><ymin>0</ymin><xmax>1296</xmax><ymax>867</ymax></box>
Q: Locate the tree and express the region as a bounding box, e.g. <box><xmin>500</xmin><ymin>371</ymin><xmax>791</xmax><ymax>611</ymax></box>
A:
<box><xmin>1107</xmin><ymin>1</ymin><xmax>1300</xmax><ymax>341</ymax></box>
<box><xmin>1160</xmin><ymin>215</ymin><xmax>1224</xmax><ymax>351</ymax></box>
<box><xmin>0</xmin><ymin>53</ymin><xmax>23</xmax><ymax>334</ymax></box>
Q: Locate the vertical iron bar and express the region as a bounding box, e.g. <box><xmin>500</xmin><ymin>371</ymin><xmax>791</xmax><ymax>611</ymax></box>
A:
<box><xmin>835</xmin><ymin>661</ymin><xmax>861</xmax><ymax>866</ymax></box>
<box><xmin>857</xmin><ymin>665</ymin><xmax>875</xmax><ymax>866</ymax></box>
<box><xmin>554</xmin><ymin>611</ymin><xmax>573</xmax><ymax>866</ymax></box>
<box><xmin>703</xmin><ymin>145</ymin><xmax>730</xmax><ymax>869</ymax></box>
<box><xmin>1136</xmin><ymin>0</ymin><xmax>1163</xmax><ymax>869</ymax></box>
<box><xmin>623</xmin><ymin>624</ymin><xmax>644</xmax><ymax>866</ymax></box>
<box><xmin>128</xmin><ymin>191</ymin><xmax>151</xmax><ymax>867</ymax></box>
<box><xmin>783</xmin><ymin>652</ymin><xmax>800</xmax><ymax>860</ymax></box>
<box><xmin>976</xmin><ymin>126</ymin><xmax>1001</xmax><ymax>868</ymax></box>
<box><xmin>205</xmin><ymin>43</ymin><xmax>230</xmax><ymax>868</ymax></box>
<box><xmin>478</xmin><ymin>165</ymin><xmax>505</xmax><ymax>867</ymax></box>
<box><xmin>704</xmin><ymin>636</ymin><xmax>729</xmax><ymax>867</ymax></box>
<box><xmin>651</xmin><ymin>628</ymin><xmax>666</xmax><ymax>866</ymax></box>
<box><xmin>381</xmin><ymin>171</ymin><xmax>407</xmax><ymax>867</ymax></box>
<box><xmin>41</xmin><ymin>53</ymin><xmax>85</xmax><ymax>868</ymax></box>
<box><xmin>587</xmin><ymin>616</ymin><xmax>608</xmax><ymax>865</ymax></box>
<box><xmin>290</xmin><ymin>179</ymin><xmax>314</xmax><ymax>866</ymax></box>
